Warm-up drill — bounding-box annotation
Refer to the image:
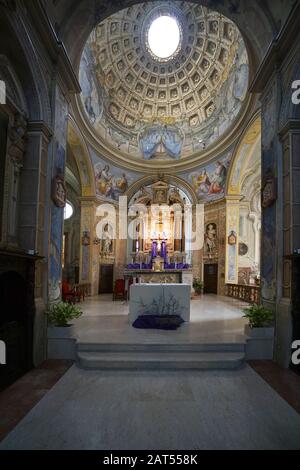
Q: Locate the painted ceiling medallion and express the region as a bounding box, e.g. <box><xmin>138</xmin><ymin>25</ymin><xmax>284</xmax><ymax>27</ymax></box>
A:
<box><xmin>79</xmin><ymin>1</ymin><xmax>249</xmax><ymax>162</ymax></box>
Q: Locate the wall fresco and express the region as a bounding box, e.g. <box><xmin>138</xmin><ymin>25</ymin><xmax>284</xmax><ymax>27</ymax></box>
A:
<box><xmin>90</xmin><ymin>148</ymin><xmax>139</xmax><ymax>202</ymax></box>
<box><xmin>183</xmin><ymin>152</ymin><xmax>232</xmax><ymax>203</ymax></box>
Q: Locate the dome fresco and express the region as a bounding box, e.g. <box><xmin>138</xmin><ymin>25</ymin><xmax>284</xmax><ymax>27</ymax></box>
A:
<box><xmin>79</xmin><ymin>1</ymin><xmax>249</xmax><ymax>162</ymax></box>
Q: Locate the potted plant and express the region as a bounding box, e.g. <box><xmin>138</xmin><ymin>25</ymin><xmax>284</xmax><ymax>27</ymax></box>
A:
<box><xmin>193</xmin><ymin>278</ymin><xmax>204</xmax><ymax>296</ymax></box>
<box><xmin>243</xmin><ymin>304</ymin><xmax>275</xmax><ymax>360</ymax></box>
<box><xmin>47</xmin><ymin>302</ymin><xmax>83</xmax><ymax>360</ymax></box>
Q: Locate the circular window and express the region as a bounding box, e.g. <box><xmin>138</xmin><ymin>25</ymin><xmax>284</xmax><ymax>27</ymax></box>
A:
<box><xmin>64</xmin><ymin>202</ymin><xmax>74</xmax><ymax>220</ymax></box>
<box><xmin>147</xmin><ymin>16</ymin><xmax>181</xmax><ymax>60</ymax></box>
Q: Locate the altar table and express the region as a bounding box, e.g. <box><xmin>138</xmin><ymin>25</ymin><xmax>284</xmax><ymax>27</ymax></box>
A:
<box><xmin>129</xmin><ymin>283</ymin><xmax>191</xmax><ymax>324</ymax></box>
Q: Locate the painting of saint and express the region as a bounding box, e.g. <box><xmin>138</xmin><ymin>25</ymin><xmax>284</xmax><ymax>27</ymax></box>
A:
<box><xmin>190</xmin><ymin>159</ymin><xmax>229</xmax><ymax>202</ymax></box>
<box><xmin>208</xmin><ymin>161</ymin><xmax>227</xmax><ymax>195</ymax></box>
<box><xmin>192</xmin><ymin>169</ymin><xmax>211</xmax><ymax>194</ymax></box>
<box><xmin>97</xmin><ymin>165</ymin><xmax>113</xmax><ymax>197</ymax></box>
<box><xmin>95</xmin><ymin>164</ymin><xmax>129</xmax><ymax>201</ymax></box>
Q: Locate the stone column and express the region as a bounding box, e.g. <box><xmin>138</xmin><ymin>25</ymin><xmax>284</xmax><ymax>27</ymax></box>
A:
<box><xmin>79</xmin><ymin>198</ymin><xmax>96</xmax><ymax>291</ymax></box>
<box><xmin>190</xmin><ymin>204</ymin><xmax>202</xmax><ymax>281</ymax></box>
<box><xmin>115</xmin><ymin>206</ymin><xmax>127</xmax><ymax>281</ymax></box>
<box><xmin>2</xmin><ymin>113</ymin><xmax>27</xmax><ymax>247</ymax></box>
<box><xmin>48</xmin><ymin>85</ymin><xmax>69</xmax><ymax>304</ymax></box>
<box><xmin>18</xmin><ymin>120</ymin><xmax>53</xmax><ymax>365</ymax></box>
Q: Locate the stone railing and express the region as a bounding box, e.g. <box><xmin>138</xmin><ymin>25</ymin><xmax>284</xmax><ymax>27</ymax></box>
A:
<box><xmin>225</xmin><ymin>284</ymin><xmax>260</xmax><ymax>304</ymax></box>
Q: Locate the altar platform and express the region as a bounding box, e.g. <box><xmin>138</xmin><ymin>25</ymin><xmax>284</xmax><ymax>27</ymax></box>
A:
<box><xmin>72</xmin><ymin>295</ymin><xmax>249</xmax><ymax>370</ymax></box>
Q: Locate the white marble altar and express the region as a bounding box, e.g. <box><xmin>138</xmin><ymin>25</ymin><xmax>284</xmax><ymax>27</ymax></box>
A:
<box><xmin>129</xmin><ymin>283</ymin><xmax>191</xmax><ymax>324</ymax></box>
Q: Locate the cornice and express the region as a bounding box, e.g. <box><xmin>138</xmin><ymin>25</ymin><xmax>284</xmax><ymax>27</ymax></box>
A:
<box><xmin>27</xmin><ymin>120</ymin><xmax>53</xmax><ymax>141</ymax></box>
<box><xmin>78</xmin><ymin>196</ymin><xmax>99</xmax><ymax>205</ymax></box>
<box><xmin>225</xmin><ymin>195</ymin><xmax>243</xmax><ymax>203</ymax></box>
<box><xmin>278</xmin><ymin>119</ymin><xmax>300</xmax><ymax>138</ymax></box>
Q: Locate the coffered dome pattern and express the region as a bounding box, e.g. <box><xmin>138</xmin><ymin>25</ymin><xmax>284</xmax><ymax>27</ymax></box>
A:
<box><xmin>79</xmin><ymin>1</ymin><xmax>249</xmax><ymax>161</ymax></box>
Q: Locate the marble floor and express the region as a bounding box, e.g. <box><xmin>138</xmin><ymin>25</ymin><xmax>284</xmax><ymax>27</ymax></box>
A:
<box><xmin>73</xmin><ymin>294</ymin><xmax>248</xmax><ymax>344</ymax></box>
<box><xmin>1</xmin><ymin>296</ymin><xmax>300</xmax><ymax>450</ymax></box>
<box><xmin>1</xmin><ymin>365</ymin><xmax>300</xmax><ymax>450</ymax></box>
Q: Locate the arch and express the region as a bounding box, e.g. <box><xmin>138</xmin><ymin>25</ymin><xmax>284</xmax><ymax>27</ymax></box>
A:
<box><xmin>126</xmin><ymin>174</ymin><xmax>198</xmax><ymax>206</ymax></box>
<box><xmin>0</xmin><ymin>55</ymin><xmax>28</xmax><ymax>114</ymax></box>
<box><xmin>67</xmin><ymin>117</ymin><xmax>96</xmax><ymax>197</ymax></box>
<box><xmin>0</xmin><ymin>10</ymin><xmax>51</xmax><ymax>123</ymax></box>
<box><xmin>226</xmin><ymin>114</ymin><xmax>261</xmax><ymax>196</ymax></box>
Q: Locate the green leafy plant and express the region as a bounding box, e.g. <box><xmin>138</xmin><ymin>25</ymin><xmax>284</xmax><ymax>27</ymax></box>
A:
<box><xmin>46</xmin><ymin>302</ymin><xmax>83</xmax><ymax>327</ymax></box>
<box><xmin>243</xmin><ymin>304</ymin><xmax>274</xmax><ymax>329</ymax></box>
<box><xmin>193</xmin><ymin>278</ymin><xmax>204</xmax><ymax>295</ymax></box>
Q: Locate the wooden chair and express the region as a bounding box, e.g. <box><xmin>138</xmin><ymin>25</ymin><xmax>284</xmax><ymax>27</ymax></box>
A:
<box><xmin>113</xmin><ymin>279</ymin><xmax>127</xmax><ymax>301</ymax></box>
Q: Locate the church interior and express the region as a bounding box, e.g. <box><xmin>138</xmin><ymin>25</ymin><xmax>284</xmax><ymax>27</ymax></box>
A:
<box><xmin>0</xmin><ymin>0</ymin><xmax>300</xmax><ymax>453</ymax></box>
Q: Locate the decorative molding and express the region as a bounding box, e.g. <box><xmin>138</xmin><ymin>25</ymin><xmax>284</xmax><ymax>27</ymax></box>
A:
<box><xmin>27</xmin><ymin>120</ymin><xmax>53</xmax><ymax>141</ymax></box>
<box><xmin>278</xmin><ymin>119</ymin><xmax>300</xmax><ymax>139</ymax></box>
<box><xmin>262</xmin><ymin>173</ymin><xmax>277</xmax><ymax>209</ymax></box>
<box><xmin>51</xmin><ymin>172</ymin><xmax>67</xmax><ymax>208</ymax></box>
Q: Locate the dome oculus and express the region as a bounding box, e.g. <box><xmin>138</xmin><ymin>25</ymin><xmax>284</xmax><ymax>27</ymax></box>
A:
<box><xmin>147</xmin><ymin>16</ymin><xmax>180</xmax><ymax>60</ymax></box>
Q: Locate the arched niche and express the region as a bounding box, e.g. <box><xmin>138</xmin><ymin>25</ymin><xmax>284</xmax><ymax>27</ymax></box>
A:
<box><xmin>225</xmin><ymin>114</ymin><xmax>262</xmax><ymax>286</ymax></box>
<box><xmin>227</xmin><ymin>114</ymin><xmax>261</xmax><ymax>196</ymax></box>
<box><xmin>0</xmin><ymin>11</ymin><xmax>50</xmax><ymax>123</ymax></box>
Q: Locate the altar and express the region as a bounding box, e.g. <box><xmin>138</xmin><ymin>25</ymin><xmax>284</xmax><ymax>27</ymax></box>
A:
<box><xmin>124</xmin><ymin>269</ymin><xmax>193</xmax><ymax>285</ymax></box>
<box><xmin>129</xmin><ymin>283</ymin><xmax>191</xmax><ymax>324</ymax></box>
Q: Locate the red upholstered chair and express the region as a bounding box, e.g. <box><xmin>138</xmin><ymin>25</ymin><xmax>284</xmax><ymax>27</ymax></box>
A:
<box><xmin>113</xmin><ymin>279</ymin><xmax>127</xmax><ymax>301</ymax></box>
<box><xmin>62</xmin><ymin>281</ymin><xmax>82</xmax><ymax>303</ymax></box>
<box><xmin>62</xmin><ymin>281</ymin><xmax>76</xmax><ymax>304</ymax></box>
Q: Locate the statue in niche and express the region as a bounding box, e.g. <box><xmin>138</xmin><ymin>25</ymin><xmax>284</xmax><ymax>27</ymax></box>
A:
<box><xmin>101</xmin><ymin>224</ymin><xmax>113</xmax><ymax>255</ymax></box>
<box><xmin>205</xmin><ymin>223</ymin><xmax>218</xmax><ymax>256</ymax></box>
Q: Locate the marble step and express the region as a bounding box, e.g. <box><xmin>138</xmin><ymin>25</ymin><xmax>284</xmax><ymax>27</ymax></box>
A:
<box><xmin>77</xmin><ymin>351</ymin><xmax>246</xmax><ymax>370</ymax></box>
<box><xmin>77</xmin><ymin>342</ymin><xmax>246</xmax><ymax>353</ymax></box>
